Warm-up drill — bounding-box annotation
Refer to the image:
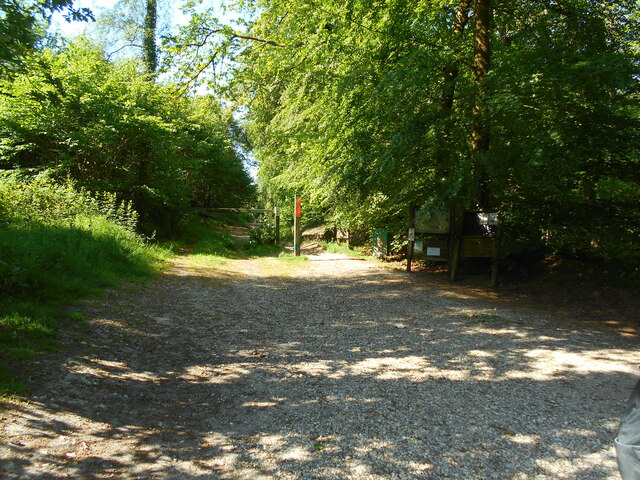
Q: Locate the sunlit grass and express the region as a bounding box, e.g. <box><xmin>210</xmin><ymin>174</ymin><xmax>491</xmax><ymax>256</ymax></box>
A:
<box><xmin>322</xmin><ymin>242</ymin><xmax>368</xmax><ymax>258</ymax></box>
<box><xmin>184</xmin><ymin>254</ymin><xmax>228</xmax><ymax>268</ymax></box>
<box><xmin>244</xmin><ymin>244</ymin><xmax>282</xmax><ymax>258</ymax></box>
<box><xmin>0</xmin><ymin>177</ymin><xmax>173</xmax><ymax>395</ymax></box>
<box><xmin>253</xmin><ymin>251</ymin><xmax>309</xmax><ymax>276</ymax></box>
<box><xmin>0</xmin><ymin>219</ymin><xmax>172</xmax><ymax>394</ymax></box>
<box><xmin>278</xmin><ymin>251</ymin><xmax>309</xmax><ymax>263</ymax></box>
<box><xmin>179</xmin><ymin>220</ymin><xmax>283</xmax><ymax>266</ymax></box>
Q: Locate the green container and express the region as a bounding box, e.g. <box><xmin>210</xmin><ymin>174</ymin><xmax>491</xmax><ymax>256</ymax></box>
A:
<box><xmin>373</xmin><ymin>229</ymin><xmax>389</xmax><ymax>257</ymax></box>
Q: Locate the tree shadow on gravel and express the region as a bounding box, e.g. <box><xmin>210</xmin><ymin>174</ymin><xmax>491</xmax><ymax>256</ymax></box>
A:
<box><xmin>2</xmin><ymin>261</ymin><xmax>639</xmax><ymax>480</ymax></box>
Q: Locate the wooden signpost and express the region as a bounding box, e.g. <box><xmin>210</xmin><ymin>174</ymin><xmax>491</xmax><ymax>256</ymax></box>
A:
<box><xmin>406</xmin><ymin>205</ymin><xmax>416</xmax><ymax>272</ymax></box>
<box><xmin>274</xmin><ymin>207</ymin><xmax>280</xmax><ymax>244</ymax></box>
<box><xmin>294</xmin><ymin>195</ymin><xmax>301</xmax><ymax>256</ymax></box>
<box><xmin>407</xmin><ymin>227</ymin><xmax>415</xmax><ymax>272</ymax></box>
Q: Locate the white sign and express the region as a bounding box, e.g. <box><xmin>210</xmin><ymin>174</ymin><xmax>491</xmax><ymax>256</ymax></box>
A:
<box><xmin>408</xmin><ymin>228</ymin><xmax>415</xmax><ymax>241</ymax></box>
<box><xmin>427</xmin><ymin>247</ymin><xmax>441</xmax><ymax>256</ymax></box>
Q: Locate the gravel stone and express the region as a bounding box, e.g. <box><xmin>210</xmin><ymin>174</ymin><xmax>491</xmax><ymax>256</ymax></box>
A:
<box><xmin>0</xmin><ymin>247</ymin><xmax>638</xmax><ymax>479</ymax></box>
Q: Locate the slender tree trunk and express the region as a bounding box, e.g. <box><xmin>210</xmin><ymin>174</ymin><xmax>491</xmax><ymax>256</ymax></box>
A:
<box><xmin>434</xmin><ymin>2</ymin><xmax>470</xmax><ymax>281</ymax></box>
<box><xmin>441</xmin><ymin>1</ymin><xmax>471</xmax><ymax>115</ymax></box>
<box><xmin>143</xmin><ymin>0</ymin><xmax>157</xmax><ymax>75</ymax></box>
<box><xmin>471</xmin><ymin>0</ymin><xmax>491</xmax><ymax>208</ymax></box>
<box><xmin>138</xmin><ymin>0</ymin><xmax>158</xmax><ymax>216</ymax></box>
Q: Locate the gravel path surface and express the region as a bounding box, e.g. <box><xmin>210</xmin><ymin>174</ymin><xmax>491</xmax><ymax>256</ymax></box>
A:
<box><xmin>1</xmin><ymin>248</ymin><xmax>639</xmax><ymax>479</ymax></box>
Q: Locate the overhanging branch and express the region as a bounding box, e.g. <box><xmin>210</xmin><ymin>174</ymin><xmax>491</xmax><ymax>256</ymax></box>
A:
<box><xmin>107</xmin><ymin>43</ymin><xmax>144</xmax><ymax>60</ymax></box>
<box><xmin>178</xmin><ymin>29</ymin><xmax>287</xmax><ymax>49</ymax></box>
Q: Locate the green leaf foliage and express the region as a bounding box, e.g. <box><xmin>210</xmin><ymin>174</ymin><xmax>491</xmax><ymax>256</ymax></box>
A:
<box><xmin>227</xmin><ymin>0</ymin><xmax>639</xmax><ymax>267</ymax></box>
<box><xmin>0</xmin><ymin>173</ymin><xmax>171</xmax><ymax>381</ymax></box>
<box><xmin>0</xmin><ymin>0</ymin><xmax>94</xmax><ymax>76</ymax></box>
<box><xmin>0</xmin><ymin>39</ymin><xmax>254</xmax><ymax>233</ymax></box>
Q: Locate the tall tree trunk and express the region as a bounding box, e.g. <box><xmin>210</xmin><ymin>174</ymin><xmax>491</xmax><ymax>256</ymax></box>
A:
<box><xmin>471</xmin><ymin>0</ymin><xmax>491</xmax><ymax>208</ymax></box>
<box><xmin>435</xmin><ymin>1</ymin><xmax>470</xmax><ymax>180</ymax></box>
<box><xmin>138</xmin><ymin>0</ymin><xmax>158</xmax><ymax>221</ymax></box>
<box><xmin>143</xmin><ymin>0</ymin><xmax>157</xmax><ymax>74</ymax></box>
<box><xmin>441</xmin><ymin>1</ymin><xmax>471</xmax><ymax>115</ymax></box>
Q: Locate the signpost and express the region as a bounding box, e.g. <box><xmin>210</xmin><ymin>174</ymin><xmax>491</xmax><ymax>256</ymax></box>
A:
<box><xmin>294</xmin><ymin>195</ymin><xmax>301</xmax><ymax>256</ymax></box>
<box><xmin>274</xmin><ymin>207</ymin><xmax>280</xmax><ymax>244</ymax></box>
<box><xmin>407</xmin><ymin>227</ymin><xmax>415</xmax><ymax>272</ymax></box>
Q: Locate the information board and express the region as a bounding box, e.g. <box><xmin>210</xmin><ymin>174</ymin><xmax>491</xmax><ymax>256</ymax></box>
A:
<box><xmin>415</xmin><ymin>207</ymin><xmax>449</xmax><ymax>234</ymax></box>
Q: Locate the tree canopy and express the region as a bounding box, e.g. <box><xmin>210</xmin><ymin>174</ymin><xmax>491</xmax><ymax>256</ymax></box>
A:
<box><xmin>0</xmin><ymin>0</ymin><xmax>638</xmax><ymax>269</ymax></box>
<box><xmin>214</xmin><ymin>0</ymin><xmax>639</xmax><ymax>264</ymax></box>
<box><xmin>0</xmin><ymin>0</ymin><xmax>93</xmax><ymax>75</ymax></box>
<box><xmin>0</xmin><ymin>38</ymin><xmax>253</xmax><ymax>232</ymax></box>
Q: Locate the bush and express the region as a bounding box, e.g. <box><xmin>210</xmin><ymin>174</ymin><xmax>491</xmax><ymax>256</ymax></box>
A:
<box><xmin>0</xmin><ymin>173</ymin><xmax>170</xmax><ymax>391</ymax></box>
<box><xmin>0</xmin><ymin>41</ymin><xmax>254</xmax><ymax>233</ymax></box>
<box><xmin>247</xmin><ymin>218</ymin><xmax>276</xmax><ymax>247</ymax></box>
<box><xmin>0</xmin><ymin>173</ymin><xmax>165</xmax><ymax>301</ymax></box>
<box><xmin>0</xmin><ymin>171</ymin><xmax>138</xmax><ymax>231</ymax></box>
<box><xmin>323</xmin><ymin>241</ymin><xmax>367</xmax><ymax>258</ymax></box>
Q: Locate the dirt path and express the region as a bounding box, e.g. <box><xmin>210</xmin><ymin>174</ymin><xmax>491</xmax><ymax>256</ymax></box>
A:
<box><xmin>2</xmin><ymin>247</ymin><xmax>639</xmax><ymax>479</ymax></box>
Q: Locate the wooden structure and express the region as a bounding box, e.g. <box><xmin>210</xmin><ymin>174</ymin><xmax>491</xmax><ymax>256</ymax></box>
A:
<box><xmin>409</xmin><ymin>205</ymin><xmax>502</xmax><ymax>286</ymax></box>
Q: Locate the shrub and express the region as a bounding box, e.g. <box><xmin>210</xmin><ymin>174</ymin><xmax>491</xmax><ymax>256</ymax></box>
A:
<box><xmin>0</xmin><ymin>173</ymin><xmax>170</xmax><ymax>392</ymax></box>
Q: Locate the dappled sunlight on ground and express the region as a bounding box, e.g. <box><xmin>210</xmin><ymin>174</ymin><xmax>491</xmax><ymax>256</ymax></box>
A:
<box><xmin>1</xmin><ymin>249</ymin><xmax>638</xmax><ymax>479</ymax></box>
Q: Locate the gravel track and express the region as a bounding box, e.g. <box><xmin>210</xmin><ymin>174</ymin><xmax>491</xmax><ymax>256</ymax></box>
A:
<box><xmin>1</xmin><ymin>247</ymin><xmax>639</xmax><ymax>479</ymax></box>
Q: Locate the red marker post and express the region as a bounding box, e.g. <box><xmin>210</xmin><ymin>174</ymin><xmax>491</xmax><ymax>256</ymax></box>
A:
<box><xmin>294</xmin><ymin>194</ymin><xmax>301</xmax><ymax>256</ymax></box>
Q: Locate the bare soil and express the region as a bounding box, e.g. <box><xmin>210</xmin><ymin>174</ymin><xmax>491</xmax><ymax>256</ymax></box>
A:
<box><xmin>1</xmin><ymin>241</ymin><xmax>639</xmax><ymax>479</ymax></box>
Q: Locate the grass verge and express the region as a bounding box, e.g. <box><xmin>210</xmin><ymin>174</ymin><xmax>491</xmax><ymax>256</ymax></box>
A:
<box><xmin>323</xmin><ymin>241</ymin><xmax>368</xmax><ymax>258</ymax></box>
<box><xmin>277</xmin><ymin>251</ymin><xmax>309</xmax><ymax>263</ymax></box>
<box><xmin>0</xmin><ymin>219</ymin><xmax>171</xmax><ymax>397</ymax></box>
<box><xmin>0</xmin><ymin>175</ymin><xmax>171</xmax><ymax>397</ymax></box>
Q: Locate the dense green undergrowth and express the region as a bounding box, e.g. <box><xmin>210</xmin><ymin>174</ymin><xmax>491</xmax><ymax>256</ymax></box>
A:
<box><xmin>0</xmin><ymin>174</ymin><xmax>171</xmax><ymax>395</ymax></box>
<box><xmin>171</xmin><ymin>215</ymin><xmax>281</xmax><ymax>259</ymax></box>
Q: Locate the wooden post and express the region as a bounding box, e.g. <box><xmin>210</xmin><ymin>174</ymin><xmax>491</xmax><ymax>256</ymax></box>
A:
<box><xmin>449</xmin><ymin>208</ymin><xmax>462</xmax><ymax>282</ymax></box>
<box><xmin>407</xmin><ymin>229</ymin><xmax>415</xmax><ymax>273</ymax></box>
<box><xmin>294</xmin><ymin>195</ymin><xmax>301</xmax><ymax>256</ymax></box>
<box><xmin>274</xmin><ymin>207</ymin><xmax>280</xmax><ymax>244</ymax></box>
<box><xmin>490</xmin><ymin>214</ymin><xmax>503</xmax><ymax>287</ymax></box>
<box><xmin>407</xmin><ymin>206</ymin><xmax>416</xmax><ymax>273</ymax></box>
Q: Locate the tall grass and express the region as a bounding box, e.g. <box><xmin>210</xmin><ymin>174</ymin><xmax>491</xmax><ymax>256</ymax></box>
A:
<box><xmin>0</xmin><ymin>172</ymin><xmax>170</xmax><ymax>395</ymax></box>
<box><xmin>277</xmin><ymin>251</ymin><xmax>309</xmax><ymax>263</ymax></box>
<box><xmin>168</xmin><ymin>218</ymin><xmax>239</xmax><ymax>268</ymax></box>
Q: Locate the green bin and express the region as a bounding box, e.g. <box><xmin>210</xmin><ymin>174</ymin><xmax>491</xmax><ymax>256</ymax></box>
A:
<box><xmin>373</xmin><ymin>229</ymin><xmax>389</xmax><ymax>257</ymax></box>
